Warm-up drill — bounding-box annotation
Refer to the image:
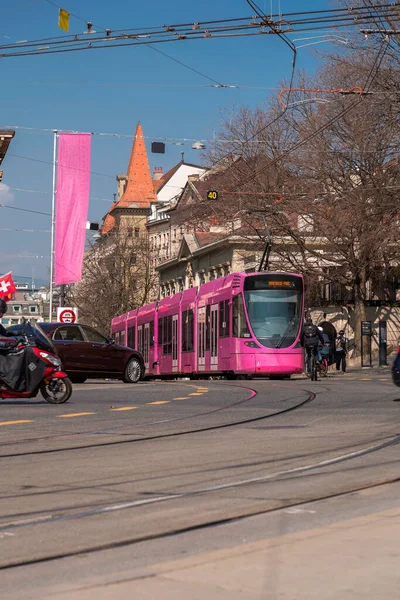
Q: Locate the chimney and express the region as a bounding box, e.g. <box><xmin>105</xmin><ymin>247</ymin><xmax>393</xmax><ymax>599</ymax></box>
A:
<box><xmin>153</xmin><ymin>166</ymin><xmax>163</xmax><ymax>180</ymax></box>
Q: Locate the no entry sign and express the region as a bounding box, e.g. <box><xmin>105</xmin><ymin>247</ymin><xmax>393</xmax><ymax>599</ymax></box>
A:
<box><xmin>57</xmin><ymin>307</ymin><xmax>78</xmax><ymax>324</ymax></box>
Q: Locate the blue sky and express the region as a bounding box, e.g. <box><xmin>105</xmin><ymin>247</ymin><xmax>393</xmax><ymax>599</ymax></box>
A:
<box><xmin>0</xmin><ymin>0</ymin><xmax>332</xmax><ymax>284</ymax></box>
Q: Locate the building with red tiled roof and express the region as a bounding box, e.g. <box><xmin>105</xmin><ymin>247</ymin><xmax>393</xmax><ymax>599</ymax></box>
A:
<box><xmin>101</xmin><ymin>123</ymin><xmax>157</xmax><ymax>236</ymax></box>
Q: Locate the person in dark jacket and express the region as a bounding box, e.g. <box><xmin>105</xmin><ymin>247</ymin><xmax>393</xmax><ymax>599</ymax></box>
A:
<box><xmin>301</xmin><ymin>318</ymin><xmax>324</xmax><ymax>374</ymax></box>
<box><xmin>0</xmin><ymin>299</ymin><xmax>8</xmax><ymax>337</ymax></box>
<box><xmin>335</xmin><ymin>329</ymin><xmax>348</xmax><ymax>372</ymax></box>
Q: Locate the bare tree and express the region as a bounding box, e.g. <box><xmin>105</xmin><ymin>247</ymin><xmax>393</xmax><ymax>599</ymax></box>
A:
<box><xmin>71</xmin><ymin>231</ymin><xmax>158</xmax><ymax>335</ymax></box>
<box><xmin>207</xmin><ymin>46</ymin><xmax>400</xmax><ymax>353</ymax></box>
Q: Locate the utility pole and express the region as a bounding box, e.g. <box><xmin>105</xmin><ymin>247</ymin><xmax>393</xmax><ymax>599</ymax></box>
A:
<box><xmin>49</xmin><ymin>131</ymin><xmax>58</xmax><ymax>323</ymax></box>
<box><xmin>59</xmin><ymin>284</ymin><xmax>66</xmax><ymax>307</ymax></box>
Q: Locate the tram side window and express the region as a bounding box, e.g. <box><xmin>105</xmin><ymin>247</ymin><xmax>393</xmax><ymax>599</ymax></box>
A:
<box><xmin>219</xmin><ymin>300</ymin><xmax>230</xmax><ymax>337</ymax></box>
<box><xmin>182</xmin><ymin>311</ymin><xmax>188</xmax><ymax>352</ymax></box>
<box><xmin>205</xmin><ymin>305</ymin><xmax>211</xmax><ymax>350</ymax></box>
<box><xmin>127</xmin><ymin>326</ymin><xmax>135</xmax><ymax>349</ymax></box>
<box><xmin>150</xmin><ymin>320</ymin><xmax>154</xmax><ymax>348</ymax></box>
<box><xmin>233</xmin><ymin>295</ymin><xmax>250</xmax><ymax>338</ymax></box>
<box><xmin>182</xmin><ymin>309</ymin><xmax>194</xmax><ymax>352</ymax></box>
<box><xmin>158</xmin><ymin>317</ymin><xmax>163</xmax><ymax>347</ymax></box>
<box><xmin>163</xmin><ymin>315</ymin><xmax>172</xmax><ymax>355</ymax></box>
<box><xmin>188</xmin><ymin>309</ymin><xmax>194</xmax><ymax>351</ymax></box>
<box><xmin>120</xmin><ymin>331</ymin><xmax>126</xmax><ymax>346</ymax></box>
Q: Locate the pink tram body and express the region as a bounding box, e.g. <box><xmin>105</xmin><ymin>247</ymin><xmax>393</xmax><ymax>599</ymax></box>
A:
<box><xmin>111</xmin><ymin>272</ymin><xmax>305</xmax><ymax>379</ymax></box>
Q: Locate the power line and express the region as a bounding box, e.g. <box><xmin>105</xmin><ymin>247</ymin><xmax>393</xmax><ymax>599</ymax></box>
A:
<box><xmin>146</xmin><ymin>44</ymin><xmax>225</xmax><ymax>87</ymax></box>
<box><xmin>0</xmin><ymin>5</ymin><xmax>398</xmax><ymax>58</ymax></box>
<box><xmin>0</xmin><ymin>203</ymin><xmax>51</xmax><ymax>216</ymax></box>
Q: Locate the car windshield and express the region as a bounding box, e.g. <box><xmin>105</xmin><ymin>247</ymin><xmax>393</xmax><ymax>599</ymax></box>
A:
<box><xmin>244</xmin><ymin>289</ymin><xmax>302</xmax><ymax>348</ymax></box>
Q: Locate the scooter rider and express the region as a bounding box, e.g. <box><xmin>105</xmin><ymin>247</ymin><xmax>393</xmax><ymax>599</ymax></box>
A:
<box><xmin>0</xmin><ymin>299</ymin><xmax>8</xmax><ymax>337</ymax></box>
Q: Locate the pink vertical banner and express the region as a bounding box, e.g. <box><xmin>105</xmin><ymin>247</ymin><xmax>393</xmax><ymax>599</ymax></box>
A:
<box><xmin>54</xmin><ymin>133</ymin><xmax>91</xmax><ymax>285</ymax></box>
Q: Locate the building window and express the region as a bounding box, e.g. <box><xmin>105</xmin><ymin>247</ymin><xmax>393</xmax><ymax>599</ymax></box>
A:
<box><xmin>29</xmin><ymin>306</ymin><xmax>38</xmax><ymax>314</ymax></box>
<box><xmin>135</xmin><ymin>228</ymin><xmax>140</xmax><ymax>237</ymax></box>
<box><xmin>127</xmin><ymin>227</ymin><xmax>133</xmax><ymax>238</ymax></box>
<box><xmin>13</xmin><ymin>305</ymin><xmax>21</xmax><ymax>313</ymax></box>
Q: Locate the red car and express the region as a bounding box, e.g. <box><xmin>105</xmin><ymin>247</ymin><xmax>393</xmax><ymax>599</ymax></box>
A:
<box><xmin>39</xmin><ymin>322</ymin><xmax>145</xmax><ymax>384</ymax></box>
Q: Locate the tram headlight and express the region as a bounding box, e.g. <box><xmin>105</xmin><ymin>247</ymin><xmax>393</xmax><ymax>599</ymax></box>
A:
<box><xmin>244</xmin><ymin>341</ymin><xmax>261</xmax><ymax>348</ymax></box>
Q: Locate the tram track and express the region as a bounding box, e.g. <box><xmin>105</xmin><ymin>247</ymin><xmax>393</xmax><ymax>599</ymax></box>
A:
<box><xmin>1</xmin><ymin>429</ymin><xmax>400</xmax><ymax>571</ymax></box>
<box><xmin>0</xmin><ymin>383</ymin><xmax>316</xmax><ymax>458</ymax></box>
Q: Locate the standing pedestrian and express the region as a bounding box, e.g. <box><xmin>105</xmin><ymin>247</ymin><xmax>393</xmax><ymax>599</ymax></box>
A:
<box><xmin>335</xmin><ymin>329</ymin><xmax>348</xmax><ymax>372</ymax></box>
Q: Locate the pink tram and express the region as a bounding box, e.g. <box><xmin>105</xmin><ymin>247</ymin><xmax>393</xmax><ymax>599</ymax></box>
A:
<box><xmin>111</xmin><ymin>272</ymin><xmax>305</xmax><ymax>379</ymax></box>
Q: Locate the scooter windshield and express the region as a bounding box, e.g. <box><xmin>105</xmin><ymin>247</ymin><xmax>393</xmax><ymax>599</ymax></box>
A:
<box><xmin>6</xmin><ymin>323</ymin><xmax>57</xmax><ymax>354</ymax></box>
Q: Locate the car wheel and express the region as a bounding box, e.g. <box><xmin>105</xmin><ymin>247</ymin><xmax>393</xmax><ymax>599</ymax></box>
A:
<box><xmin>123</xmin><ymin>357</ymin><xmax>142</xmax><ymax>383</ymax></box>
<box><xmin>70</xmin><ymin>377</ymin><xmax>87</xmax><ymax>384</ymax></box>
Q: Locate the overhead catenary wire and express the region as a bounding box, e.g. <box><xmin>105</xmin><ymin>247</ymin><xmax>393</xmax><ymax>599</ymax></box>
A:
<box><xmin>229</xmin><ymin>38</ymin><xmax>392</xmax><ymax>194</ymax></box>
<box><xmin>0</xmin><ymin>5</ymin><xmax>399</xmax><ymax>58</ymax></box>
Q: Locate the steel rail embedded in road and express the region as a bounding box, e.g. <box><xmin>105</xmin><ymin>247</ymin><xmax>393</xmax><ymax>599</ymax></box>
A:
<box><xmin>0</xmin><ymin>383</ymin><xmax>316</xmax><ymax>458</ymax></box>
<box><xmin>0</xmin><ymin>429</ymin><xmax>400</xmax><ymax>571</ymax></box>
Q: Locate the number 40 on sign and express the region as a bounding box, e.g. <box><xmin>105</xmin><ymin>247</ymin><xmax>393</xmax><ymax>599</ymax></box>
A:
<box><xmin>207</xmin><ymin>190</ymin><xmax>219</xmax><ymax>200</ymax></box>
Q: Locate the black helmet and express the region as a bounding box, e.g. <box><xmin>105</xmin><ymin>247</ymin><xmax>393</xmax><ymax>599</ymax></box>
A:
<box><xmin>0</xmin><ymin>298</ymin><xmax>7</xmax><ymax>314</ymax></box>
<box><xmin>339</xmin><ymin>329</ymin><xmax>344</xmax><ymax>335</ymax></box>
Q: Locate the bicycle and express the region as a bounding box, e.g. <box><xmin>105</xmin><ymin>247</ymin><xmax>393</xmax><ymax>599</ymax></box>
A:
<box><xmin>318</xmin><ymin>357</ymin><xmax>329</xmax><ymax>377</ymax></box>
<box><xmin>305</xmin><ymin>346</ymin><xmax>318</xmax><ymax>381</ymax></box>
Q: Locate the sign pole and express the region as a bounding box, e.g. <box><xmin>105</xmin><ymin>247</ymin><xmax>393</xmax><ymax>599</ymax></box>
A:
<box><xmin>379</xmin><ymin>320</ymin><xmax>387</xmax><ymax>366</ymax></box>
<box><xmin>49</xmin><ymin>131</ymin><xmax>58</xmax><ymax>322</ymax></box>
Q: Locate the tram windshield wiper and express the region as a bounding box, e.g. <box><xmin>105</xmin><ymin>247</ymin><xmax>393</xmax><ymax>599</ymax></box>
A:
<box><xmin>275</xmin><ymin>317</ymin><xmax>298</xmax><ymax>349</ymax></box>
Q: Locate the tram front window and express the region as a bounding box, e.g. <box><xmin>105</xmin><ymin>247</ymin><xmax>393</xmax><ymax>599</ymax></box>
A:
<box><xmin>244</xmin><ymin>289</ymin><xmax>302</xmax><ymax>348</ymax></box>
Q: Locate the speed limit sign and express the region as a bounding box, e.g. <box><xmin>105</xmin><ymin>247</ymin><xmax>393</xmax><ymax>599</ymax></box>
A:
<box><xmin>57</xmin><ymin>307</ymin><xmax>78</xmax><ymax>323</ymax></box>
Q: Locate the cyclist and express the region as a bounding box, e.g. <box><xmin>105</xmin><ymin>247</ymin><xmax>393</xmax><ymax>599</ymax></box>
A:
<box><xmin>301</xmin><ymin>317</ymin><xmax>324</xmax><ymax>375</ymax></box>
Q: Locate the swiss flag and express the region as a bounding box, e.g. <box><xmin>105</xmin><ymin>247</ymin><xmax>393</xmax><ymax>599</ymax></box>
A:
<box><xmin>0</xmin><ymin>272</ymin><xmax>16</xmax><ymax>300</ymax></box>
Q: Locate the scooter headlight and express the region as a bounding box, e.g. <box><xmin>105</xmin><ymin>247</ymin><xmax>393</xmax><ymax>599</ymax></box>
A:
<box><xmin>39</xmin><ymin>352</ymin><xmax>61</xmax><ymax>367</ymax></box>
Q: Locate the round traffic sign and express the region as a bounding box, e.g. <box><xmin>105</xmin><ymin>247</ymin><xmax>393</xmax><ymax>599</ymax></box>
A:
<box><xmin>59</xmin><ymin>309</ymin><xmax>77</xmax><ymax>324</ymax></box>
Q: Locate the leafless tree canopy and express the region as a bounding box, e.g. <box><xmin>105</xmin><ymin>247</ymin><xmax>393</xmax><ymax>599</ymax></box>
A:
<box><xmin>71</xmin><ymin>232</ymin><xmax>158</xmax><ymax>335</ymax></box>
<box><xmin>205</xmin><ymin>43</ymin><xmax>400</xmax><ymax>349</ymax></box>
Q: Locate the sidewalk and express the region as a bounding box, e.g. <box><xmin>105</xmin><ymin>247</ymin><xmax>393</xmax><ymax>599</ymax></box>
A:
<box><xmin>49</xmin><ymin>505</ymin><xmax>400</xmax><ymax>600</ymax></box>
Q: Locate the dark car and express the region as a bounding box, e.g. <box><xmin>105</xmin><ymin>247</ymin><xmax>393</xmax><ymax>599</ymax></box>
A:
<box><xmin>392</xmin><ymin>342</ymin><xmax>400</xmax><ymax>387</ymax></box>
<box><xmin>39</xmin><ymin>323</ymin><xmax>145</xmax><ymax>384</ymax></box>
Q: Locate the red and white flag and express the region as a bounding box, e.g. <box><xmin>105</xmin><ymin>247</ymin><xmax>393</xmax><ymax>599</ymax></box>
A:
<box><xmin>0</xmin><ymin>272</ymin><xmax>16</xmax><ymax>300</ymax></box>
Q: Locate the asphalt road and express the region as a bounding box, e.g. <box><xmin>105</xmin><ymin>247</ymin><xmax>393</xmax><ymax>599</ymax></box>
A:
<box><xmin>0</xmin><ymin>369</ymin><xmax>399</xmax><ymax>598</ymax></box>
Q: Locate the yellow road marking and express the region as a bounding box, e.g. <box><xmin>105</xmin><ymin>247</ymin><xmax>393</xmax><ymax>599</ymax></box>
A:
<box><xmin>57</xmin><ymin>412</ymin><xmax>96</xmax><ymax>418</ymax></box>
<box><xmin>110</xmin><ymin>407</ymin><xmax>138</xmax><ymax>411</ymax></box>
<box><xmin>173</xmin><ymin>397</ymin><xmax>189</xmax><ymax>400</ymax></box>
<box><xmin>196</xmin><ymin>388</ymin><xmax>208</xmax><ymax>391</ymax></box>
<box><xmin>0</xmin><ymin>420</ymin><xmax>33</xmax><ymax>426</ymax></box>
<box><xmin>359</xmin><ymin>378</ymin><xmax>372</xmax><ymax>381</ymax></box>
<box><xmin>379</xmin><ymin>378</ymin><xmax>389</xmax><ymax>381</ymax></box>
<box><xmin>189</xmin><ymin>393</ymin><xmax>203</xmax><ymax>396</ymax></box>
<box><xmin>148</xmin><ymin>401</ymin><xmax>170</xmax><ymax>405</ymax></box>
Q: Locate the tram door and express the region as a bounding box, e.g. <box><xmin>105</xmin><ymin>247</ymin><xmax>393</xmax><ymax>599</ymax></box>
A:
<box><xmin>137</xmin><ymin>325</ymin><xmax>143</xmax><ymax>355</ymax></box>
<box><xmin>172</xmin><ymin>315</ymin><xmax>178</xmax><ymax>372</ymax></box>
<box><xmin>210</xmin><ymin>304</ymin><xmax>218</xmax><ymax>370</ymax></box>
<box><xmin>143</xmin><ymin>323</ymin><xmax>150</xmax><ymax>371</ymax></box>
<box><xmin>198</xmin><ymin>307</ymin><xmax>206</xmax><ymax>370</ymax></box>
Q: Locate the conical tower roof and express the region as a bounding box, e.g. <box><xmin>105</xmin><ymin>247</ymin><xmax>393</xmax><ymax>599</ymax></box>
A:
<box><xmin>118</xmin><ymin>123</ymin><xmax>157</xmax><ymax>208</ymax></box>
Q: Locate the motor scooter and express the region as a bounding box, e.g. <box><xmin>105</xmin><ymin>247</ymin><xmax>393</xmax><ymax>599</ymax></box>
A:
<box><xmin>0</xmin><ymin>323</ymin><xmax>72</xmax><ymax>404</ymax></box>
